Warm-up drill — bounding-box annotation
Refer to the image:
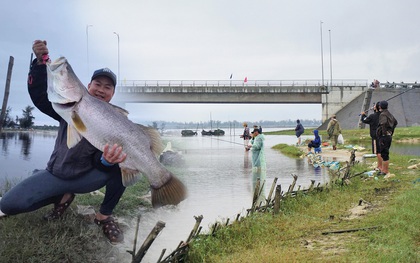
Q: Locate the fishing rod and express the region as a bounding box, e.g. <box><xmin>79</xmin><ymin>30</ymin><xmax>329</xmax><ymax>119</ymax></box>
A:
<box><xmin>362</xmin><ymin>85</ymin><xmax>418</xmax><ymax>115</ymax></box>
<box><xmin>383</xmin><ymin>85</ymin><xmax>417</xmax><ymax>102</ymax></box>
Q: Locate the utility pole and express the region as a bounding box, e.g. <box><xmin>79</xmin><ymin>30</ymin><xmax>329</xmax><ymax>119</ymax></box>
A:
<box><xmin>0</xmin><ymin>56</ymin><xmax>14</xmax><ymax>132</ymax></box>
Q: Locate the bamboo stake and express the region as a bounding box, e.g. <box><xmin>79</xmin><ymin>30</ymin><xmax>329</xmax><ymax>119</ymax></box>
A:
<box><xmin>157</xmin><ymin>249</ymin><xmax>166</xmax><ymax>263</ymax></box>
<box><xmin>273</xmin><ymin>185</ymin><xmax>281</xmax><ymax>214</ymax></box>
<box><xmin>266</xmin><ymin>177</ymin><xmax>278</xmax><ymax>204</ymax></box>
<box><xmin>308</xmin><ymin>180</ymin><xmax>316</xmax><ymax>191</ymax></box>
<box><xmin>287</xmin><ymin>174</ymin><xmax>298</xmax><ymax>196</ymax></box>
<box><xmin>186</xmin><ymin>215</ymin><xmax>203</xmax><ymax>243</ymax></box>
<box><xmin>132</xmin><ymin>221</ymin><xmax>166</xmax><ymax>263</ymax></box>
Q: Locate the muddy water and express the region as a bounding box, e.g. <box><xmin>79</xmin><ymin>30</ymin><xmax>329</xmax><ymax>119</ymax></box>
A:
<box><xmin>119</xmin><ymin>130</ymin><xmax>329</xmax><ymax>262</ymax></box>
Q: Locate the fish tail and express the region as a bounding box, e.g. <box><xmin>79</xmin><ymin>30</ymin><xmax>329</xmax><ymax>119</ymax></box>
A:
<box><xmin>151</xmin><ymin>176</ymin><xmax>187</xmax><ymax>208</ymax></box>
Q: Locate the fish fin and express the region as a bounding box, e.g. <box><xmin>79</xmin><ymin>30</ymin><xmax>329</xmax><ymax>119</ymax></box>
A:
<box><xmin>71</xmin><ymin>111</ymin><xmax>87</xmax><ymax>132</ymax></box>
<box><xmin>66</xmin><ymin>125</ymin><xmax>83</xmax><ymax>148</ymax></box>
<box><xmin>121</xmin><ymin>168</ymin><xmax>142</xmax><ymax>187</ymax></box>
<box><xmin>151</xmin><ymin>175</ymin><xmax>187</xmax><ymax>208</ymax></box>
<box><xmin>137</xmin><ymin>124</ymin><xmax>165</xmax><ymax>157</ymax></box>
<box><xmin>110</xmin><ymin>103</ymin><xmax>129</xmax><ymax>117</ymax></box>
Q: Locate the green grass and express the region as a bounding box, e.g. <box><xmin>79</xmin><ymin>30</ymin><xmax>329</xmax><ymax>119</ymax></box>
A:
<box><xmin>271</xmin><ymin>143</ymin><xmax>304</xmax><ymax>157</ymax></box>
<box><xmin>187</xmin><ymin>127</ymin><xmax>420</xmax><ymax>262</ymax></box>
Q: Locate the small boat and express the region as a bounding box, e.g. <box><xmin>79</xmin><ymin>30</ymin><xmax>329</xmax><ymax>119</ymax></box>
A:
<box><xmin>213</xmin><ymin>129</ymin><xmax>225</xmax><ymax>136</ymax></box>
<box><xmin>201</xmin><ymin>129</ymin><xmax>213</xmax><ymax>136</ymax></box>
<box><xmin>201</xmin><ymin>129</ymin><xmax>225</xmax><ymax>136</ymax></box>
<box><xmin>181</xmin><ymin>130</ymin><xmax>198</xmax><ymax>136</ymax></box>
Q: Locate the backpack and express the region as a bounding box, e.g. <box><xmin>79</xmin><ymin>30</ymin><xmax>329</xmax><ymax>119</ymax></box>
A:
<box><xmin>327</xmin><ymin>124</ymin><xmax>335</xmax><ymax>138</ymax></box>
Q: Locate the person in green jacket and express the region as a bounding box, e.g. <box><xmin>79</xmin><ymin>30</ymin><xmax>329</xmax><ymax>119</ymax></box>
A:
<box><xmin>327</xmin><ymin>114</ymin><xmax>342</xmax><ymax>150</ymax></box>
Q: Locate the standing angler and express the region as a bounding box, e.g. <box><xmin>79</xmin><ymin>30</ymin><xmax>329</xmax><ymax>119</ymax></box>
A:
<box><xmin>376</xmin><ymin>101</ymin><xmax>398</xmax><ymax>176</ymax></box>
<box><xmin>360</xmin><ymin>102</ymin><xmax>382</xmax><ymax>171</ymax></box>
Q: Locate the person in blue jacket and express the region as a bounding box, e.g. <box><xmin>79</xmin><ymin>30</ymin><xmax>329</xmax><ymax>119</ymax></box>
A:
<box><xmin>294</xmin><ymin>119</ymin><xmax>305</xmax><ymax>145</ymax></box>
<box><xmin>307</xmin><ymin>129</ymin><xmax>321</xmax><ymax>153</ymax></box>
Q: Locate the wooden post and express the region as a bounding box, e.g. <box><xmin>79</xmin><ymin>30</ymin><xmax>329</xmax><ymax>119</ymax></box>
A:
<box><xmin>266</xmin><ymin>177</ymin><xmax>278</xmax><ymax>205</ymax></box>
<box><xmin>132</xmin><ymin>221</ymin><xmax>166</xmax><ymax>263</ymax></box>
<box><xmin>287</xmin><ymin>174</ymin><xmax>298</xmax><ymax>196</ymax></box>
<box><xmin>273</xmin><ymin>185</ymin><xmax>282</xmax><ymax>215</ymax></box>
<box><xmin>251</xmin><ymin>178</ymin><xmax>261</xmax><ymax>213</ymax></box>
<box><xmin>308</xmin><ymin>180</ymin><xmax>316</xmax><ymax>191</ymax></box>
<box><xmin>0</xmin><ymin>56</ymin><xmax>14</xmax><ymax>132</ymax></box>
<box><xmin>186</xmin><ymin>215</ymin><xmax>203</xmax><ymax>243</ymax></box>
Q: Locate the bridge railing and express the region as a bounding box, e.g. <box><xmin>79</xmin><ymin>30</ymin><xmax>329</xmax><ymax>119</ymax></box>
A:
<box><xmin>118</xmin><ymin>79</ymin><xmax>368</xmax><ymax>88</ymax></box>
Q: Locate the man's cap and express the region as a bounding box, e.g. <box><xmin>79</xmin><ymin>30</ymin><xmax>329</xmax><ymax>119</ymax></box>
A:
<box><xmin>332</xmin><ymin>114</ymin><xmax>336</xmax><ymax>118</ymax></box>
<box><xmin>91</xmin><ymin>68</ymin><xmax>117</xmax><ymax>87</ymax></box>
<box><xmin>251</xmin><ymin>128</ymin><xmax>260</xmax><ymax>133</ymax></box>
<box><xmin>379</xmin><ymin>100</ymin><xmax>388</xmax><ymax>109</ymax></box>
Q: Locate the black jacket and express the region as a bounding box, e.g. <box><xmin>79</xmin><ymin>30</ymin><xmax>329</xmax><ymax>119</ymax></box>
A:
<box><xmin>361</xmin><ymin>111</ymin><xmax>380</xmax><ymax>139</ymax></box>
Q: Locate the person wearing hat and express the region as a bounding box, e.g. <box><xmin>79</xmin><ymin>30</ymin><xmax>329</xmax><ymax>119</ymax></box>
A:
<box><xmin>240</xmin><ymin>122</ymin><xmax>251</xmax><ymax>150</ymax></box>
<box><xmin>246</xmin><ymin>128</ymin><xmax>266</xmax><ymax>169</ymax></box>
<box><xmin>0</xmin><ymin>40</ymin><xmax>125</xmax><ymax>243</ymax></box>
<box><xmin>376</xmin><ymin>100</ymin><xmax>398</xmax><ymax>175</ymax></box>
<box><xmin>360</xmin><ymin>102</ymin><xmax>382</xmax><ymax>171</ymax></box>
<box><xmin>294</xmin><ymin>119</ymin><xmax>305</xmax><ymax>146</ymax></box>
<box><xmin>326</xmin><ymin>114</ymin><xmax>342</xmax><ymax>150</ymax></box>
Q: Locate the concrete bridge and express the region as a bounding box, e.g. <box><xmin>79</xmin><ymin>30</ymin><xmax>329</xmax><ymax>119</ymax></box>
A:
<box><xmin>114</xmin><ymin>79</ymin><xmax>373</xmax><ymax>122</ymax></box>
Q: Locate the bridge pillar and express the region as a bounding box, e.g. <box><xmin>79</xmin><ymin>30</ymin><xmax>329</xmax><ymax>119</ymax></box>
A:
<box><xmin>321</xmin><ymin>85</ymin><xmax>368</xmax><ymax>122</ymax></box>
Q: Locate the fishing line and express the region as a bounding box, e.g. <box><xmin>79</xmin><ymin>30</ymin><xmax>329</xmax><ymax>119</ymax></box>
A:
<box><xmin>201</xmin><ymin>135</ymin><xmax>246</xmax><ymax>147</ymax></box>
<box><xmin>383</xmin><ymin>85</ymin><xmax>417</xmax><ymax>102</ymax></box>
<box><xmin>362</xmin><ymin>86</ymin><xmax>418</xmax><ymax>114</ymax></box>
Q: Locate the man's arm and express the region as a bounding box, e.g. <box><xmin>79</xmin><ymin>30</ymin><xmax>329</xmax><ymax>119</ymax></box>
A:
<box><xmin>28</xmin><ymin>40</ymin><xmax>61</xmax><ymax>121</ymax></box>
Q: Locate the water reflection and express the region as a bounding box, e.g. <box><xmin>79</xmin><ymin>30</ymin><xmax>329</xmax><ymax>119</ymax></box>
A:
<box><xmin>18</xmin><ymin>133</ymin><xmax>32</xmax><ymax>160</ymax></box>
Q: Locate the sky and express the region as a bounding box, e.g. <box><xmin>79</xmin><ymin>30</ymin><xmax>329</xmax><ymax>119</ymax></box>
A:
<box><xmin>1</xmin><ymin>0</ymin><xmax>420</xmax><ymax>125</ymax></box>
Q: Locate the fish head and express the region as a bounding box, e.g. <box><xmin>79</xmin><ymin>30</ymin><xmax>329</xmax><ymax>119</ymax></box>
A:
<box><xmin>47</xmin><ymin>57</ymin><xmax>86</xmax><ymax>106</ymax></box>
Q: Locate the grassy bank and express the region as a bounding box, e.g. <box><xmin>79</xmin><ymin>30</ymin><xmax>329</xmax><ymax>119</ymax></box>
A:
<box><xmin>0</xmin><ymin>177</ymin><xmax>151</xmax><ymax>263</ymax></box>
<box><xmin>187</xmin><ymin>127</ymin><xmax>420</xmax><ymax>262</ymax></box>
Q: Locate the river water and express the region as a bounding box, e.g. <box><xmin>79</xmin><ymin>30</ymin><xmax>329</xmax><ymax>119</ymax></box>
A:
<box><xmin>1</xmin><ymin>129</ymin><xmax>419</xmax><ymax>262</ymax></box>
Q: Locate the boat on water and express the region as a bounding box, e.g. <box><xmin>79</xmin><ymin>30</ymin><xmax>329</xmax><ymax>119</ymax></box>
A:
<box><xmin>201</xmin><ymin>129</ymin><xmax>225</xmax><ymax>136</ymax></box>
<box><xmin>181</xmin><ymin>130</ymin><xmax>198</xmax><ymax>136</ymax></box>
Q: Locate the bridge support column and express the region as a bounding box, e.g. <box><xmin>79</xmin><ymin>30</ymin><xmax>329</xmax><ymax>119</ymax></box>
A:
<box><xmin>321</xmin><ymin>85</ymin><xmax>368</xmax><ymax>122</ymax></box>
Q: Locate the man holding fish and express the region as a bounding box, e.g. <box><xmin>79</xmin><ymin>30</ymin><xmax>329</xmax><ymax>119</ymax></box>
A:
<box><xmin>0</xmin><ymin>40</ymin><xmax>186</xmax><ymax>244</ymax></box>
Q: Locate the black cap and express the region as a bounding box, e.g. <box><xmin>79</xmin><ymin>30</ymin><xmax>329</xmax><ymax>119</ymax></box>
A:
<box><xmin>379</xmin><ymin>101</ymin><xmax>388</xmax><ymax>109</ymax></box>
<box><xmin>251</xmin><ymin>128</ymin><xmax>260</xmax><ymax>134</ymax></box>
<box><xmin>91</xmin><ymin>68</ymin><xmax>117</xmax><ymax>87</ymax></box>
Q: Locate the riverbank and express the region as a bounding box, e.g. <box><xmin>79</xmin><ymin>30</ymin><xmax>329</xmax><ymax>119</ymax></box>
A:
<box><xmin>1</xmin><ymin>127</ymin><xmax>419</xmax><ymax>262</ymax></box>
<box><xmin>187</xmin><ymin>127</ymin><xmax>420</xmax><ymax>262</ymax></box>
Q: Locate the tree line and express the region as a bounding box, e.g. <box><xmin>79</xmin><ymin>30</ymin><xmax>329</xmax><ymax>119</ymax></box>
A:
<box><xmin>1</xmin><ymin>105</ymin><xmax>35</xmax><ymax>129</ymax></box>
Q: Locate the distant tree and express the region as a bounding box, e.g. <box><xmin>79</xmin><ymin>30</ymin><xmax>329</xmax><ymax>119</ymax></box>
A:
<box><xmin>19</xmin><ymin>105</ymin><xmax>35</xmax><ymax>129</ymax></box>
<box><xmin>2</xmin><ymin>106</ymin><xmax>13</xmax><ymax>127</ymax></box>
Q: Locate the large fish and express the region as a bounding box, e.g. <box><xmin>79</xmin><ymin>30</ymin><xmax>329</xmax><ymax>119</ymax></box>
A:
<box><xmin>46</xmin><ymin>57</ymin><xmax>187</xmax><ymax>208</ymax></box>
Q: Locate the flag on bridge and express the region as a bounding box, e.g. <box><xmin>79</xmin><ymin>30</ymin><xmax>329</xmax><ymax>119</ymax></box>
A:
<box><xmin>244</xmin><ymin>77</ymin><xmax>248</xmax><ymax>83</ymax></box>
<box><xmin>230</xmin><ymin>73</ymin><xmax>233</xmax><ymax>79</ymax></box>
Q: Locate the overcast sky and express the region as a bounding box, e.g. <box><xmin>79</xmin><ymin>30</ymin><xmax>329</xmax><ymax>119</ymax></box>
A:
<box><xmin>1</xmin><ymin>0</ymin><xmax>420</xmax><ymax>125</ymax></box>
